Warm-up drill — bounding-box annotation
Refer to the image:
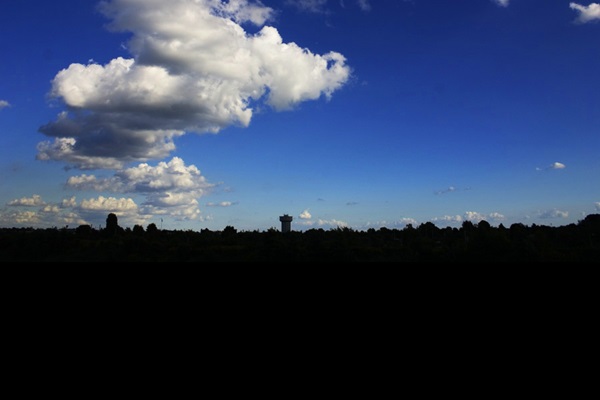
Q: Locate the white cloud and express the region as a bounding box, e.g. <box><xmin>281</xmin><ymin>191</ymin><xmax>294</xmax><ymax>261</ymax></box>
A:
<box><xmin>539</xmin><ymin>209</ymin><xmax>569</xmax><ymax>219</ymax></box>
<box><xmin>463</xmin><ymin>211</ymin><xmax>505</xmax><ymax>223</ymax></box>
<box><xmin>42</xmin><ymin>205</ymin><xmax>60</xmax><ymax>213</ymax></box>
<box><xmin>0</xmin><ymin>100</ymin><xmax>10</xmax><ymax>110</ymax></box>
<box><xmin>61</xmin><ymin>196</ymin><xmax>77</xmax><ymax>208</ymax></box>
<box><xmin>66</xmin><ymin>157</ymin><xmax>214</xmax><ymax>222</ymax></box>
<box><xmin>0</xmin><ymin>193</ymin><xmax>148</xmax><ymax>228</ymax></box>
<box><xmin>464</xmin><ymin>211</ymin><xmax>486</xmax><ymax>223</ymax></box>
<box><xmin>433</xmin><ymin>215</ymin><xmax>463</xmax><ymax>224</ymax></box>
<box><xmin>8</xmin><ymin>194</ymin><xmax>45</xmax><ymax>207</ymax></box>
<box><xmin>317</xmin><ymin>218</ymin><xmax>349</xmax><ymax>228</ymax></box>
<box><xmin>77</xmin><ymin>195</ymin><xmax>145</xmax><ymax>227</ymax></box>
<box><xmin>80</xmin><ymin>196</ymin><xmax>138</xmax><ymax>212</ymax></box>
<box><xmin>493</xmin><ymin>0</ymin><xmax>510</xmax><ymax>7</ymax></box>
<box><xmin>38</xmin><ymin>0</ymin><xmax>350</xmax><ymax>169</ymax></box>
<box><xmin>206</xmin><ymin>201</ymin><xmax>236</xmax><ymax>207</ymax></box>
<box><xmin>299</xmin><ymin>209</ymin><xmax>312</xmax><ymax>219</ymax></box>
<box><xmin>488</xmin><ymin>212</ymin><xmax>505</xmax><ymax>221</ymax></box>
<box><xmin>3</xmin><ymin>210</ymin><xmax>40</xmax><ymax>225</ymax></box>
<box><xmin>0</xmin><ymin>158</ymin><xmax>216</xmax><ymax>228</ymax></box>
<box><xmin>570</xmin><ymin>2</ymin><xmax>600</xmax><ymax>23</ymax></box>
<box><xmin>536</xmin><ymin>161</ymin><xmax>566</xmax><ymax>171</ymax></box>
<box><xmin>211</xmin><ymin>0</ymin><xmax>274</xmax><ymax>25</ymax></box>
<box><xmin>595</xmin><ymin>202</ymin><xmax>600</xmax><ymax>211</ymax></box>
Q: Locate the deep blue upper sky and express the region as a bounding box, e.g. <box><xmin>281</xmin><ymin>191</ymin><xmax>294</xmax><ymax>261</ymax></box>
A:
<box><xmin>0</xmin><ymin>0</ymin><xmax>598</xmax><ymax>231</ymax></box>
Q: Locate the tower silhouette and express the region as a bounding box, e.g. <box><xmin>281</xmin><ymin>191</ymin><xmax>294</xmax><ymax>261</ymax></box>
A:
<box><xmin>279</xmin><ymin>214</ymin><xmax>293</xmax><ymax>233</ymax></box>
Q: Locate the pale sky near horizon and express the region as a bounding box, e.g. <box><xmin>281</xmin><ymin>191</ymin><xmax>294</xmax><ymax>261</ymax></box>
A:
<box><xmin>0</xmin><ymin>0</ymin><xmax>598</xmax><ymax>232</ymax></box>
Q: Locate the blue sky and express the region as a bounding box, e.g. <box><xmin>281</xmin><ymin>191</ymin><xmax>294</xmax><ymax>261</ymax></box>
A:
<box><xmin>0</xmin><ymin>0</ymin><xmax>598</xmax><ymax>232</ymax></box>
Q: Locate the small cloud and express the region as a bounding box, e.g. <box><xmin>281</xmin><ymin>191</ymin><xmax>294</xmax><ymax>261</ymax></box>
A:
<box><xmin>464</xmin><ymin>211</ymin><xmax>487</xmax><ymax>223</ymax></box>
<box><xmin>206</xmin><ymin>201</ymin><xmax>237</xmax><ymax>207</ymax></box>
<box><xmin>493</xmin><ymin>0</ymin><xmax>510</xmax><ymax>7</ymax></box>
<box><xmin>434</xmin><ymin>186</ymin><xmax>472</xmax><ymax>195</ymax></box>
<box><xmin>299</xmin><ymin>209</ymin><xmax>312</xmax><ymax>219</ymax></box>
<box><xmin>42</xmin><ymin>205</ymin><xmax>60</xmax><ymax>213</ymax></box>
<box><xmin>61</xmin><ymin>196</ymin><xmax>77</xmax><ymax>208</ymax></box>
<box><xmin>488</xmin><ymin>212</ymin><xmax>505</xmax><ymax>221</ymax></box>
<box><xmin>536</xmin><ymin>162</ymin><xmax>566</xmax><ymax>171</ymax></box>
<box><xmin>570</xmin><ymin>2</ymin><xmax>600</xmax><ymax>24</ymax></box>
<box><xmin>346</xmin><ymin>201</ymin><xmax>358</xmax><ymax>206</ymax></box>
<box><xmin>433</xmin><ymin>215</ymin><xmax>463</xmax><ymax>225</ymax></box>
<box><xmin>0</xmin><ymin>100</ymin><xmax>10</xmax><ymax>110</ymax></box>
<box><xmin>594</xmin><ymin>202</ymin><xmax>600</xmax><ymax>212</ymax></box>
<box><xmin>435</xmin><ymin>186</ymin><xmax>456</xmax><ymax>195</ymax></box>
<box><xmin>539</xmin><ymin>208</ymin><xmax>569</xmax><ymax>219</ymax></box>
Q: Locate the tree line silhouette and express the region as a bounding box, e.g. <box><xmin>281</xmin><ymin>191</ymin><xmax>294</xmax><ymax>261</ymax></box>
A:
<box><xmin>1</xmin><ymin>213</ymin><xmax>598</xmax><ymax>262</ymax></box>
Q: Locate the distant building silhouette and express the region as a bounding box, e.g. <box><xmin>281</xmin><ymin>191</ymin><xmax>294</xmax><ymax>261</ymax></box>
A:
<box><xmin>279</xmin><ymin>214</ymin><xmax>293</xmax><ymax>233</ymax></box>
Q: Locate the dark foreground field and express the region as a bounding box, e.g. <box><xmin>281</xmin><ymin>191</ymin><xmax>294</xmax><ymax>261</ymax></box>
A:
<box><xmin>1</xmin><ymin>214</ymin><xmax>598</xmax><ymax>262</ymax></box>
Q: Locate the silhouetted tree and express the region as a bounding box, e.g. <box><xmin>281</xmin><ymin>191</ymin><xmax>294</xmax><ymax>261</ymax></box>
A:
<box><xmin>76</xmin><ymin>224</ymin><xmax>93</xmax><ymax>237</ymax></box>
<box><xmin>133</xmin><ymin>224</ymin><xmax>145</xmax><ymax>236</ymax></box>
<box><xmin>106</xmin><ymin>213</ymin><xmax>119</xmax><ymax>236</ymax></box>
<box><xmin>147</xmin><ymin>223</ymin><xmax>158</xmax><ymax>235</ymax></box>
<box><xmin>478</xmin><ymin>220</ymin><xmax>491</xmax><ymax>231</ymax></box>
<box><xmin>223</xmin><ymin>225</ymin><xmax>237</xmax><ymax>236</ymax></box>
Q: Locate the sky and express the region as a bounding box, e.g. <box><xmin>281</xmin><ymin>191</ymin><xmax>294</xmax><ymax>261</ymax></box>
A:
<box><xmin>0</xmin><ymin>0</ymin><xmax>599</xmax><ymax>232</ymax></box>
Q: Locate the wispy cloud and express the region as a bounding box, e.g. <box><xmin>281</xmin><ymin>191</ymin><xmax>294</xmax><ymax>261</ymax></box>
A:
<box><xmin>0</xmin><ymin>100</ymin><xmax>10</xmax><ymax>110</ymax></box>
<box><xmin>539</xmin><ymin>208</ymin><xmax>569</xmax><ymax>219</ymax></box>
<box><xmin>290</xmin><ymin>0</ymin><xmax>371</xmax><ymax>13</ymax></box>
<box><xmin>37</xmin><ymin>0</ymin><xmax>351</xmax><ymax>170</ymax></box>
<box><xmin>356</xmin><ymin>0</ymin><xmax>372</xmax><ymax>12</ymax></box>
<box><xmin>286</xmin><ymin>0</ymin><xmax>328</xmax><ymax>13</ymax></box>
<box><xmin>361</xmin><ymin>217</ymin><xmax>418</xmax><ymax>230</ymax></box>
<box><xmin>536</xmin><ymin>161</ymin><xmax>566</xmax><ymax>171</ymax></box>
<box><xmin>493</xmin><ymin>0</ymin><xmax>510</xmax><ymax>7</ymax></box>
<box><xmin>570</xmin><ymin>2</ymin><xmax>600</xmax><ymax>23</ymax></box>
<box><xmin>433</xmin><ymin>215</ymin><xmax>463</xmax><ymax>224</ymax></box>
<box><xmin>434</xmin><ymin>186</ymin><xmax>472</xmax><ymax>195</ymax></box>
<box><xmin>435</xmin><ymin>186</ymin><xmax>456</xmax><ymax>195</ymax></box>
<box><xmin>206</xmin><ymin>201</ymin><xmax>237</xmax><ymax>207</ymax></box>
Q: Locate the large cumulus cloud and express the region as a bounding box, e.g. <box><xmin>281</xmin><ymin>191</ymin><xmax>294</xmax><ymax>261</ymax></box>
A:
<box><xmin>37</xmin><ymin>0</ymin><xmax>351</xmax><ymax>170</ymax></box>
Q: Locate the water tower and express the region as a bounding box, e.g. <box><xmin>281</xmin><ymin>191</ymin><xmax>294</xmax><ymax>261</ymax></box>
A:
<box><xmin>279</xmin><ymin>214</ymin><xmax>293</xmax><ymax>233</ymax></box>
